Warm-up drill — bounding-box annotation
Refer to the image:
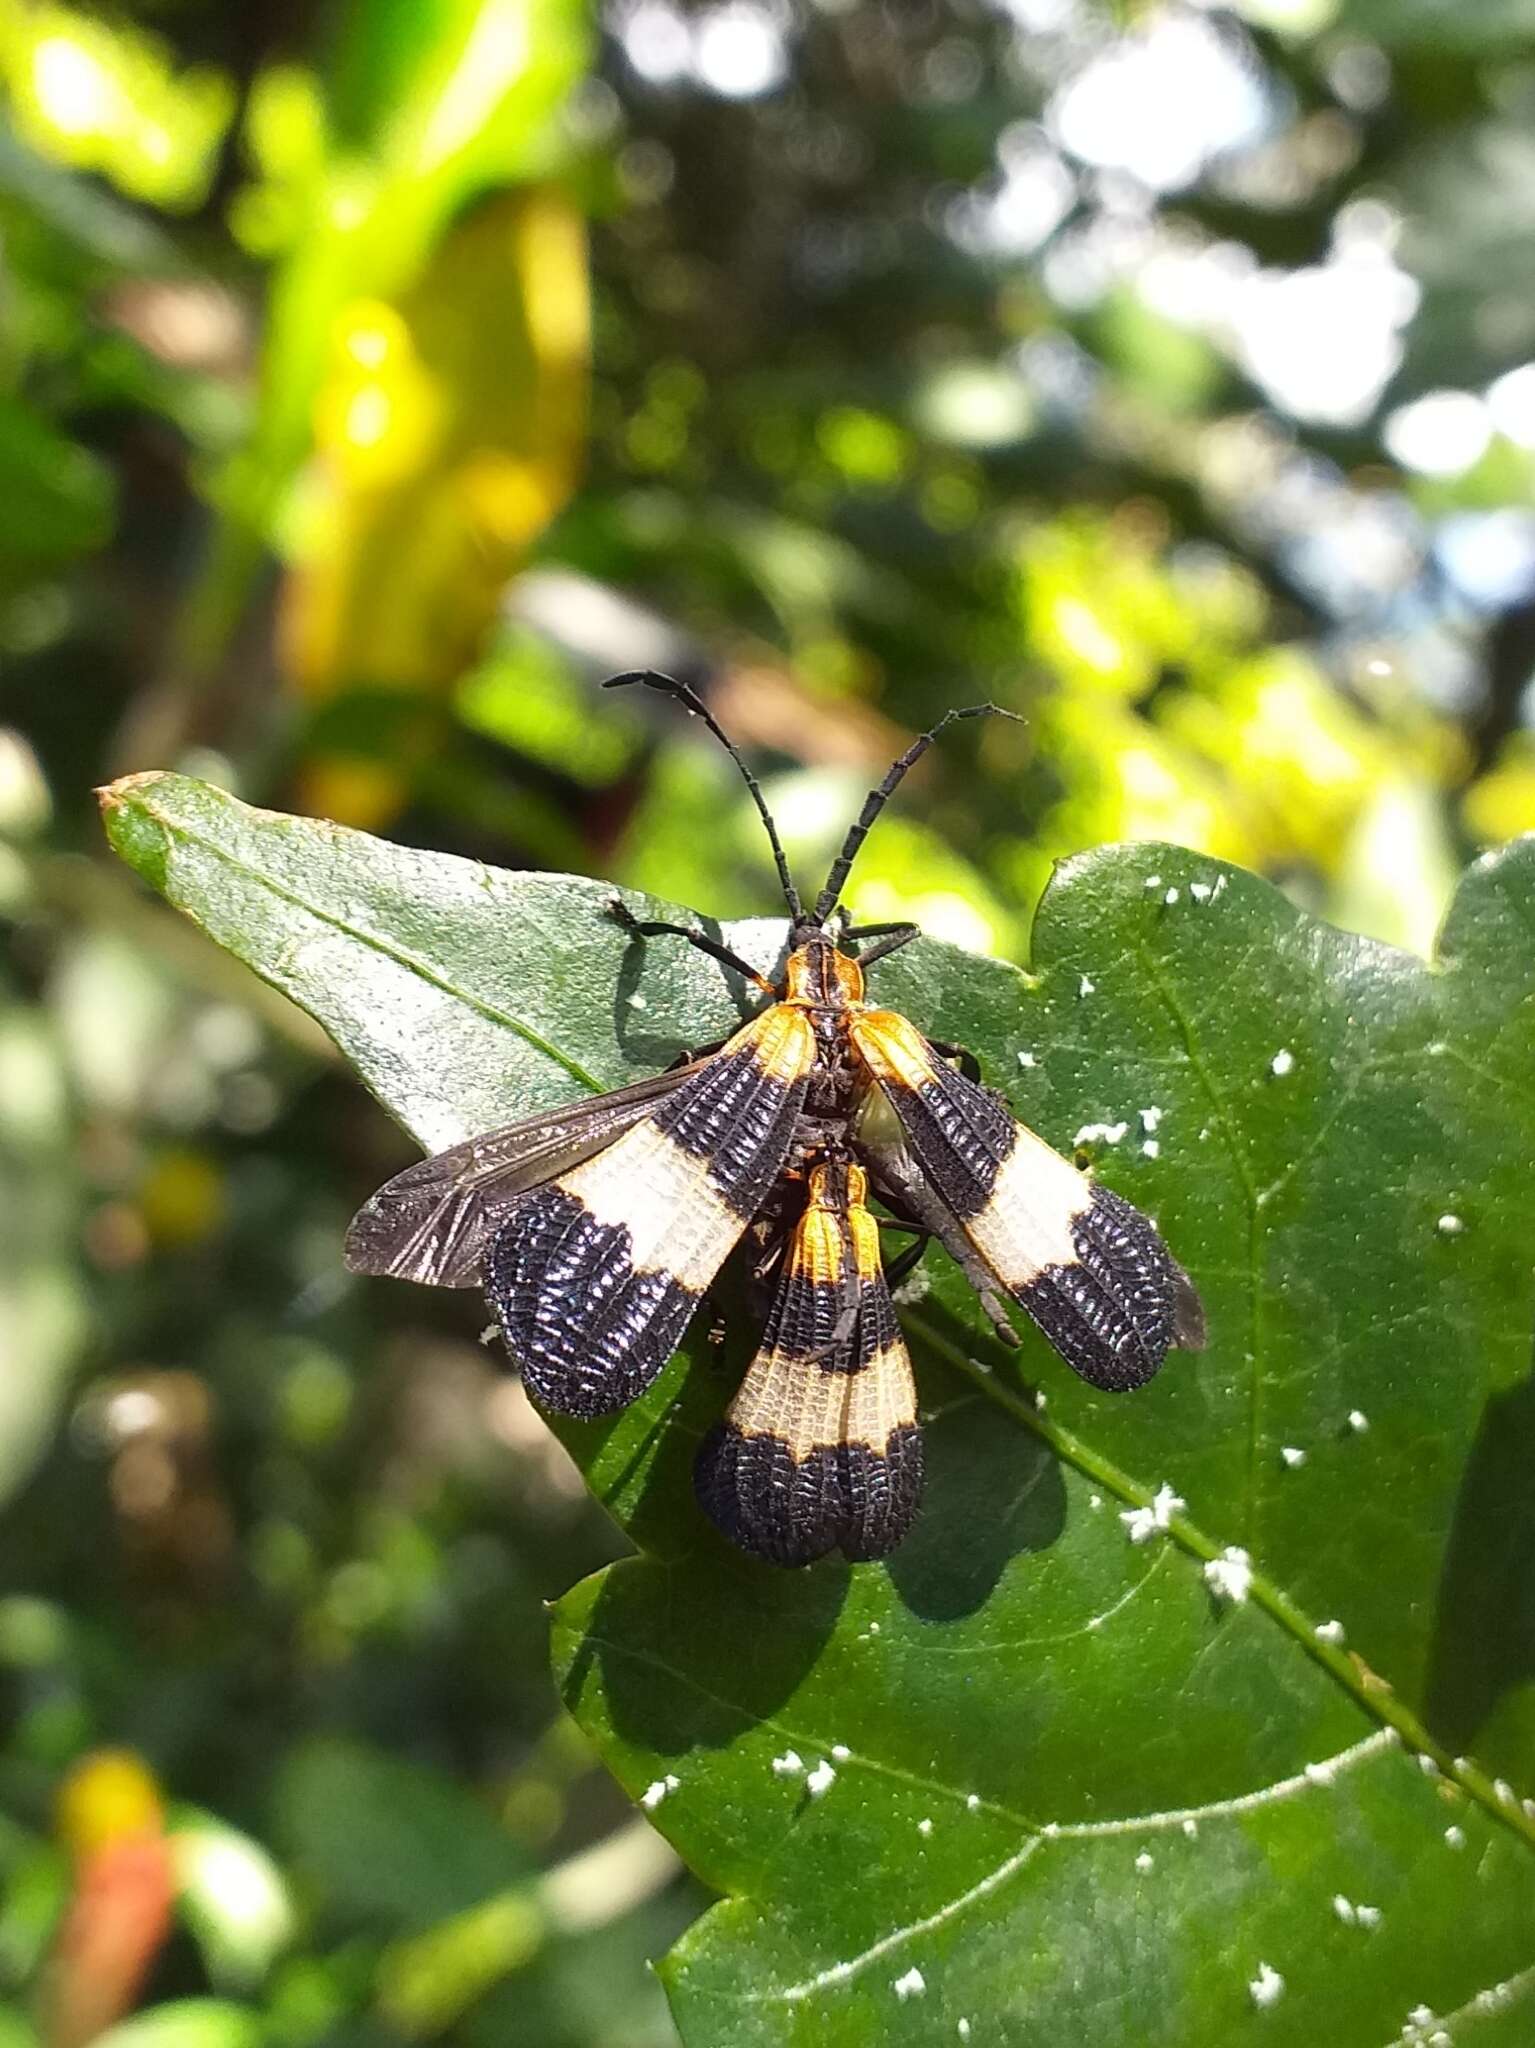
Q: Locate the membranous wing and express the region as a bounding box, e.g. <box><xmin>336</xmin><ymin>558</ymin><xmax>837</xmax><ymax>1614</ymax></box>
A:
<box><xmin>850</xmin><ymin>1010</ymin><xmax>1205</xmax><ymax>1391</ymax></box>
<box><xmin>486</xmin><ymin>1002</ymin><xmax>816</xmax><ymax>1420</ymax></box>
<box><xmin>344</xmin><ymin>1062</ymin><xmax>708</xmax><ymax>1288</ymax></box>
<box><xmin>694</xmin><ymin>1161</ymin><xmax>922</xmax><ymax>1565</ymax></box>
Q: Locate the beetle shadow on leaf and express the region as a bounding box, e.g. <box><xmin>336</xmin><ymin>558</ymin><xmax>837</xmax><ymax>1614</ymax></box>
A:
<box><xmin>1423</xmin><ymin>1341</ymin><xmax>1535</xmax><ymax>1759</ymax></box>
<box><xmin>559</xmin><ymin>1543</ymin><xmax>851</xmax><ymax>1762</ymax></box>
<box><xmin>886</xmin><ymin>1340</ymin><xmax>1068</xmax><ymax>1624</ymax></box>
<box><xmin>556</xmin><ymin>1323</ymin><xmax>851</xmax><ymax>1757</ymax></box>
<box><xmin>608</xmin><ymin>916</ymin><xmax>777</xmax><ymax>1069</ymax></box>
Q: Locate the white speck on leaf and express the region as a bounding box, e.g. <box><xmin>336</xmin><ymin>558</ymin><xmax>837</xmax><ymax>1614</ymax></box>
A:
<box><xmin>1249</xmin><ymin>1963</ymin><xmax>1284</xmax><ymax>2010</ymax></box>
<box><xmin>1347</xmin><ymin>1409</ymin><xmax>1369</xmax><ymax>1433</ymax></box>
<box><xmin>1121</xmin><ymin>1484</ymin><xmax>1184</xmax><ymax>1544</ymax></box>
<box><xmin>1140</xmin><ymin>1105</ymin><xmax>1164</xmax><ymax>1132</ymax></box>
<box><xmin>1143</xmin><ymin>874</ymin><xmax>1163</xmax><ymax>891</ymax></box>
<box><xmin>1142</xmin><ymin>1138</ymin><xmax>1160</xmax><ymax>1158</ymax></box>
<box><xmin>1437</xmin><ymin>1212</ymin><xmax>1464</xmax><ymax>1235</ymax></box>
<box><xmin>1445</xmin><ymin>1826</ymin><xmax>1466</xmax><ymax>1848</ymax></box>
<box><xmin>1417</xmin><ymin>1754</ymin><xmax>1439</xmax><ymax>1777</ymax></box>
<box><xmin>1204</xmin><ymin>1547</ymin><xmax>1252</xmax><ymax>1603</ymax></box>
<box><xmin>1281</xmin><ymin>1445</ymin><xmax>1307</xmax><ymax>1468</ymax></box>
<box><xmin>1075</xmin><ymin>1120</ymin><xmax>1129</xmax><ymax>1146</ymax></box>
<box><xmin>966</xmin><ymin>1793</ymin><xmax>981</xmax><ymax>1811</ymax></box>
<box><xmin>1017</xmin><ymin>1049</ymin><xmax>1037</xmax><ymax>1068</ymax></box>
<box><xmin>917</xmin><ymin>1817</ymin><xmax>933</xmax><ymax>1836</ymax></box>
<box><xmin>1182</xmin><ymin>1818</ymin><xmax>1198</xmax><ymax>1838</ymax></box>
<box><xmin>1164</xmin><ymin>886</ymin><xmax>1180</xmax><ymax>905</ymax></box>
<box><xmin>628</xmin><ymin>991</ymin><xmax>648</xmax><ymax>1011</ymax></box>
<box><xmin>806</xmin><ymin>1759</ymin><xmax>836</xmax><ymax>1799</ymax></box>
<box><xmin>1333</xmin><ymin>1896</ymin><xmax>1356</xmax><ymax>1923</ymax></box>
<box><xmin>1190</xmin><ymin>880</ymin><xmax>1212</xmax><ymax>903</ymax></box>
<box><xmin>1135</xmin><ymin>1851</ymin><xmax>1154</xmax><ymax>1873</ymax></box>
<box><xmin>958</xmin><ymin>2022</ymin><xmax>972</xmax><ymax>2040</ymax></box>
<box><xmin>1270</xmin><ymin>1048</ymin><xmax>1295</xmax><ymax>1077</ymax></box>
<box><xmin>771</xmin><ymin>1750</ymin><xmax>804</xmax><ymax>1778</ymax></box>
<box><xmin>640</xmin><ymin>1779</ymin><xmax>670</xmax><ymax>1810</ymax></box>
<box><xmin>1355</xmin><ymin>1904</ymin><xmax>1381</xmax><ymax>1929</ymax></box>
<box><xmin>1079</xmin><ymin>975</ymin><xmax>1095</xmax><ymax>997</ymax></box>
<box><xmin>892</xmin><ymin>1967</ymin><xmax>926</xmax><ymax>2001</ymax></box>
<box><xmin>1088</xmin><ymin>1493</ymin><xmax>1103</xmax><ymax>1510</ymax></box>
<box><xmin>832</xmin><ymin>1743</ymin><xmax>851</xmax><ymax>1761</ymax></box>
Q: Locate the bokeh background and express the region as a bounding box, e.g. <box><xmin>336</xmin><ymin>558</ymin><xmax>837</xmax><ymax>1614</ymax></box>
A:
<box><xmin>3</xmin><ymin>0</ymin><xmax>1535</xmax><ymax>2041</ymax></box>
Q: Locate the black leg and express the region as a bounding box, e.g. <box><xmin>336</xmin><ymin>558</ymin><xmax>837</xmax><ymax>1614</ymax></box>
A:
<box><xmin>883</xmin><ymin>1232</ymin><xmax>931</xmax><ymax>1289</ymax></box>
<box><xmin>842</xmin><ymin>919</ymin><xmax>915</xmax><ymax>942</ymax></box>
<box><xmin>663</xmin><ymin>1037</ymin><xmax>728</xmax><ymax>1073</ymax></box>
<box><xmin>606</xmin><ymin>897</ymin><xmax>773</xmax><ymax>990</ymax></box>
<box><xmin>928</xmin><ymin>1037</ymin><xmax>982</xmax><ymax>1084</ymax></box>
<box><xmin>851</xmin><ymin>925</ymin><xmax>919</xmax><ymax>968</ymax></box>
<box><xmin>865</xmin><ymin>1159</ymin><xmax>1020</xmax><ymax>1346</ymax></box>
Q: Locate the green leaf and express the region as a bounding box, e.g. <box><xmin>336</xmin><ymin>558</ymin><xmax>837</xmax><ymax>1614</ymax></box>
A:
<box><xmin>90</xmin><ymin>2004</ymin><xmax>261</xmax><ymax>2048</ymax></box>
<box><xmin>1338</xmin><ymin>0</ymin><xmax>1535</xmax><ymax>49</ymax></box>
<box><xmin>0</xmin><ymin>397</ymin><xmax>113</xmax><ymax>580</ymax></box>
<box><xmin>100</xmin><ymin>773</ymin><xmax>1535</xmax><ymax>2044</ymax></box>
<box><xmin>272</xmin><ymin>1737</ymin><xmax>534</xmax><ymax>1932</ymax></box>
<box><xmin>171</xmin><ymin>1812</ymin><xmax>296</xmax><ymax>1989</ymax></box>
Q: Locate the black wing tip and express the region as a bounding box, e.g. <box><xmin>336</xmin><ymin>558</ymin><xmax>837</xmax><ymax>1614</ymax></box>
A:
<box><xmin>694</xmin><ymin>1423</ymin><xmax>923</xmax><ymax>1566</ymax></box>
<box><xmin>486</xmin><ymin>1190</ymin><xmax>699</xmax><ymax>1418</ymax></box>
<box><xmin>341</xmin><ymin>1197</ymin><xmax>480</xmax><ymax>1287</ymax></box>
<box><xmin>1013</xmin><ymin>1181</ymin><xmax>1204</xmax><ymax>1393</ymax></box>
<box><xmin>340</xmin><ymin>1209</ymin><xmax>380</xmax><ymax>1276</ymax></box>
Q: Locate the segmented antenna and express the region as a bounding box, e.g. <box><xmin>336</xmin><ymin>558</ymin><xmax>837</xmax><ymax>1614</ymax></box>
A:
<box><xmin>604</xmin><ymin>670</ymin><xmax>804</xmax><ymax>919</ymax></box>
<box><xmin>812</xmin><ymin>703</ymin><xmax>1023</xmax><ymax>925</ymax></box>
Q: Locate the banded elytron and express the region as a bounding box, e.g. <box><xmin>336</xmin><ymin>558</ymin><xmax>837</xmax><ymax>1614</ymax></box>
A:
<box><xmin>346</xmin><ymin>671</ymin><xmax>1206</xmax><ymax>1563</ymax></box>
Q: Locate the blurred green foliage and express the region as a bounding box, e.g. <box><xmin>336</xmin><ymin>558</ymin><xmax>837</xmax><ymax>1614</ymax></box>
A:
<box><xmin>3</xmin><ymin>0</ymin><xmax>1535</xmax><ymax>2041</ymax></box>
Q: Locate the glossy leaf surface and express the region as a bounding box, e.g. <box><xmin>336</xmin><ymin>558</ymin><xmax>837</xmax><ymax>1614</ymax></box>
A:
<box><xmin>102</xmin><ymin>773</ymin><xmax>1535</xmax><ymax>2045</ymax></box>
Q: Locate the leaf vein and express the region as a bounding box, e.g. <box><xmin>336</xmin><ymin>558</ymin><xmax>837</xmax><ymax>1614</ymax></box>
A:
<box><xmin>144</xmin><ymin>791</ymin><xmax>606</xmax><ymax>1093</ymax></box>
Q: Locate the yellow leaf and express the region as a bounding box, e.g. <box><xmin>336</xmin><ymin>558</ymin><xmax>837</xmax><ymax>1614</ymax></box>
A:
<box><xmin>282</xmin><ymin>186</ymin><xmax>588</xmax><ymax>699</ymax></box>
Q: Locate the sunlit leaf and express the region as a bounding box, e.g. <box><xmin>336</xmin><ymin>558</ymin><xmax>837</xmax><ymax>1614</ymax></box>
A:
<box><xmin>283</xmin><ymin>185</ymin><xmax>588</xmax><ymax>701</ymax></box>
<box><xmin>91</xmin><ymin>2002</ymin><xmax>261</xmax><ymax>2048</ymax></box>
<box><xmin>0</xmin><ymin>2</ymin><xmax>233</xmax><ymax>210</ymax></box>
<box><xmin>172</xmin><ymin>1815</ymin><xmax>296</xmax><ymax>1990</ymax></box>
<box><xmin>102</xmin><ymin>772</ymin><xmax>1535</xmax><ymax>2042</ymax></box>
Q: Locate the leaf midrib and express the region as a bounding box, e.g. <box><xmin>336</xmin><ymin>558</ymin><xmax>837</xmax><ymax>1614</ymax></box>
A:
<box><xmin>904</xmin><ymin>1309</ymin><xmax>1535</xmax><ymax>1860</ymax></box>
<box><xmin>112</xmin><ymin>781</ymin><xmax>606</xmax><ymax>1094</ymax></box>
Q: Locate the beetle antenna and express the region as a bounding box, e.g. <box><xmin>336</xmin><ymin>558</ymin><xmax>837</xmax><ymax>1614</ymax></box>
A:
<box><xmin>605</xmin><ymin>670</ymin><xmax>804</xmax><ymax>920</ymax></box>
<box><xmin>812</xmin><ymin>704</ymin><xmax>1024</xmax><ymax>925</ymax></box>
